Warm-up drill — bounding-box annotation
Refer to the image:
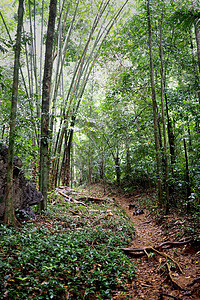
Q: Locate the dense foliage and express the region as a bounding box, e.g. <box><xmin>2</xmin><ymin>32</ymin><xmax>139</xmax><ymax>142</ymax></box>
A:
<box><xmin>0</xmin><ymin>196</ymin><xmax>136</xmax><ymax>299</ymax></box>
<box><xmin>0</xmin><ymin>1</ymin><xmax>199</xmax><ymax>216</ymax></box>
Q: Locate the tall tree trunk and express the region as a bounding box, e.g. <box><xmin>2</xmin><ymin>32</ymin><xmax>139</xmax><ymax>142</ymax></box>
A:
<box><xmin>189</xmin><ymin>29</ymin><xmax>199</xmax><ymax>132</ymax></box>
<box><xmin>160</xmin><ymin>11</ymin><xmax>169</xmax><ymax>213</ymax></box>
<box><xmin>147</xmin><ymin>0</ymin><xmax>163</xmax><ymax>206</ymax></box>
<box><xmin>4</xmin><ymin>0</ymin><xmax>24</xmax><ymax>225</ymax></box>
<box><xmin>39</xmin><ymin>0</ymin><xmax>57</xmax><ymax>211</ymax></box>
<box><xmin>194</xmin><ymin>25</ymin><xmax>200</xmax><ymax>105</ymax></box>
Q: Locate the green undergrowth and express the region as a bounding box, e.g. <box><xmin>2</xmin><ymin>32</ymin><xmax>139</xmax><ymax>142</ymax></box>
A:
<box><xmin>0</xmin><ymin>195</ymin><xmax>136</xmax><ymax>299</ymax></box>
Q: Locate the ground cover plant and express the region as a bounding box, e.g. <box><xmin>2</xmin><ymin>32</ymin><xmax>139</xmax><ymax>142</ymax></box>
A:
<box><xmin>0</xmin><ymin>191</ymin><xmax>136</xmax><ymax>299</ymax></box>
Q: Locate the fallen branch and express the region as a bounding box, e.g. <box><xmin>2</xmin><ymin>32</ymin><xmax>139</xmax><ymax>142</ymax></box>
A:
<box><xmin>58</xmin><ymin>191</ymin><xmax>86</xmax><ymax>206</ymax></box>
<box><xmin>72</xmin><ymin>199</ymin><xmax>87</xmax><ymax>206</ymax></box>
<box><xmin>58</xmin><ymin>191</ymin><xmax>71</xmax><ymax>201</ymax></box>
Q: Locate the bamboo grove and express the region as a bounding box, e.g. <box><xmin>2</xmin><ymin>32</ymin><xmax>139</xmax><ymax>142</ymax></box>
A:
<box><xmin>0</xmin><ymin>0</ymin><xmax>200</xmax><ymax>223</ymax></box>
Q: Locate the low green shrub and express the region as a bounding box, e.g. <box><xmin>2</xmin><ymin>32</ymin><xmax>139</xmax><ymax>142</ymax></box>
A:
<box><xmin>0</xmin><ymin>199</ymin><xmax>136</xmax><ymax>299</ymax></box>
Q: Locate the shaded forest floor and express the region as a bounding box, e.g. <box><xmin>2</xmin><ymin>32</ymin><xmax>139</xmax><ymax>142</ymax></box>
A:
<box><xmin>0</xmin><ymin>182</ymin><xmax>200</xmax><ymax>299</ymax></box>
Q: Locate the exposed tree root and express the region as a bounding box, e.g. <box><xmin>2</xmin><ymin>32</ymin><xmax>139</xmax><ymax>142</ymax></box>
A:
<box><xmin>187</xmin><ymin>277</ymin><xmax>200</xmax><ymax>287</ymax></box>
<box><xmin>151</xmin><ymin>247</ymin><xmax>183</xmax><ymax>274</ymax></box>
<box><xmin>165</xmin><ymin>262</ymin><xmax>185</xmax><ymax>290</ymax></box>
<box><xmin>121</xmin><ymin>239</ymin><xmax>192</xmax><ymax>256</ymax></box>
<box><xmin>159</xmin><ymin>292</ymin><xmax>181</xmax><ymax>300</ymax></box>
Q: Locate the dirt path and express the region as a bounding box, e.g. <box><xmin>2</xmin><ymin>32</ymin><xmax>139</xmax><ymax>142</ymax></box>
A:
<box><xmin>113</xmin><ymin>192</ymin><xmax>200</xmax><ymax>300</ymax></box>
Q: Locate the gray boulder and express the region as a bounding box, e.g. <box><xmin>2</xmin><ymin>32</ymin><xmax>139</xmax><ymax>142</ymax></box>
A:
<box><xmin>0</xmin><ymin>144</ymin><xmax>43</xmax><ymax>219</ymax></box>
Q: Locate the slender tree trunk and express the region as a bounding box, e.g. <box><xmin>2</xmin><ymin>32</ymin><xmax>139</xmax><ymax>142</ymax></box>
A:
<box><xmin>194</xmin><ymin>25</ymin><xmax>200</xmax><ymax>105</ymax></box>
<box><xmin>160</xmin><ymin>11</ymin><xmax>169</xmax><ymax>213</ymax></box>
<box><xmin>164</xmin><ymin>93</ymin><xmax>175</xmax><ymax>166</ymax></box>
<box><xmin>88</xmin><ymin>105</ymin><xmax>92</xmax><ymax>186</ymax></box>
<box><xmin>135</xmin><ymin>119</ymin><xmax>152</xmax><ymax>191</ymax></box>
<box><xmin>62</xmin><ymin>115</ymin><xmax>75</xmax><ymax>186</ymax></box>
<box><xmin>189</xmin><ymin>29</ymin><xmax>200</xmax><ymax>132</ymax></box>
<box><xmin>195</xmin><ymin>25</ymin><xmax>200</xmax><ymax>73</ymax></box>
<box><xmin>125</xmin><ymin>129</ymin><xmax>131</xmax><ymax>182</ymax></box>
<box><xmin>1</xmin><ymin>125</ymin><xmax>5</xmax><ymax>141</ymax></box>
<box><xmin>4</xmin><ymin>0</ymin><xmax>24</xmax><ymax>225</ymax></box>
<box><xmin>70</xmin><ymin>142</ymin><xmax>74</xmax><ymax>188</ymax></box>
<box><xmin>183</xmin><ymin>138</ymin><xmax>191</xmax><ymax>212</ymax></box>
<box><xmin>100</xmin><ymin>140</ymin><xmax>104</xmax><ymax>180</ymax></box>
<box><xmin>39</xmin><ymin>0</ymin><xmax>57</xmax><ymax>211</ymax></box>
<box><xmin>115</xmin><ymin>146</ymin><xmax>120</xmax><ymax>185</ymax></box>
<box><xmin>39</xmin><ymin>0</ymin><xmax>45</xmax><ymax>98</ymax></box>
<box><xmin>147</xmin><ymin>0</ymin><xmax>162</xmax><ymax>206</ymax></box>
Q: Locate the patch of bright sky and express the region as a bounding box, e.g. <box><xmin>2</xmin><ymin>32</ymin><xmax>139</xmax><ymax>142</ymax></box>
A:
<box><xmin>0</xmin><ymin>0</ymin><xmax>17</xmax><ymax>16</ymax></box>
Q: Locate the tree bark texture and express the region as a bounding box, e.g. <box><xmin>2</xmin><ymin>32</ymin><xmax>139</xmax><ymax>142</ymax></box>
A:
<box><xmin>4</xmin><ymin>0</ymin><xmax>24</xmax><ymax>225</ymax></box>
<box><xmin>39</xmin><ymin>0</ymin><xmax>57</xmax><ymax>211</ymax></box>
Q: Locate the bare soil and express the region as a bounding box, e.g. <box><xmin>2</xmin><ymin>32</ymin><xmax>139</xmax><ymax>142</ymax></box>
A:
<box><xmin>89</xmin><ymin>183</ymin><xmax>200</xmax><ymax>300</ymax></box>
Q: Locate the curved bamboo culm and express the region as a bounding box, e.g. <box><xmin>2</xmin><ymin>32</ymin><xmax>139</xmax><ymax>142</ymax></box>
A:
<box><xmin>48</xmin><ymin>0</ymin><xmax>129</xmax><ymax>188</ymax></box>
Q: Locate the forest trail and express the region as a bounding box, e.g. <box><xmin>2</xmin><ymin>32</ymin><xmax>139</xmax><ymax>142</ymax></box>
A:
<box><xmin>114</xmin><ymin>194</ymin><xmax>200</xmax><ymax>299</ymax></box>
<box><xmin>89</xmin><ymin>184</ymin><xmax>200</xmax><ymax>300</ymax></box>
